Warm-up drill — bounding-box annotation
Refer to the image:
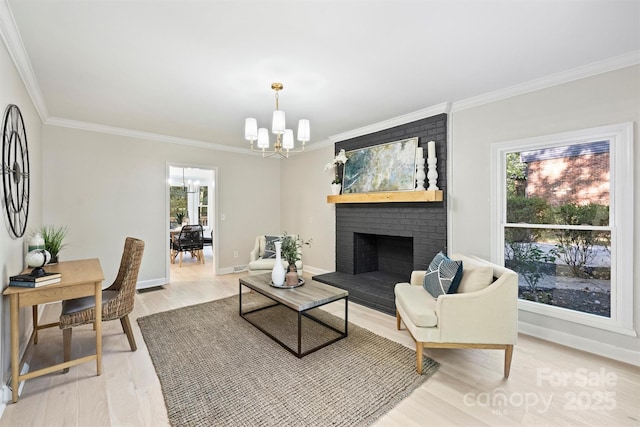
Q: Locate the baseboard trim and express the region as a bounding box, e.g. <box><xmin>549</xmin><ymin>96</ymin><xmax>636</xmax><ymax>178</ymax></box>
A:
<box><xmin>1</xmin><ymin>362</ymin><xmax>31</xmax><ymax>410</ymax></box>
<box><xmin>136</xmin><ymin>278</ymin><xmax>167</xmax><ymax>290</ymax></box>
<box><xmin>518</xmin><ymin>322</ymin><xmax>640</xmax><ymax>367</ymax></box>
<box><xmin>302</xmin><ymin>265</ymin><xmax>331</xmax><ymax>276</ymax></box>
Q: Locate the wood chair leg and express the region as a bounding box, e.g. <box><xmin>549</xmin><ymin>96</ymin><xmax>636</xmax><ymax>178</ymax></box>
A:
<box><xmin>396</xmin><ymin>310</ymin><xmax>402</xmax><ymax>330</ymax></box>
<box><xmin>504</xmin><ymin>344</ymin><xmax>514</xmax><ymax>378</ymax></box>
<box><xmin>200</xmin><ymin>249</ymin><xmax>205</xmax><ymax>264</ymax></box>
<box><xmin>120</xmin><ymin>315</ymin><xmax>137</xmax><ymax>351</ymax></box>
<box><xmin>416</xmin><ymin>343</ymin><xmax>423</xmax><ymax>374</ymax></box>
<box><xmin>63</xmin><ymin>328</ymin><xmax>72</xmax><ymax>373</ymax></box>
<box><xmin>179</xmin><ymin>251</ymin><xmax>183</xmax><ymax>267</ymax></box>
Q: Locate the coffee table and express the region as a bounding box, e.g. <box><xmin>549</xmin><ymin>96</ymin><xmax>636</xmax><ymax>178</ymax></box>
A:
<box><xmin>239</xmin><ymin>274</ymin><xmax>348</xmax><ymax>357</ymax></box>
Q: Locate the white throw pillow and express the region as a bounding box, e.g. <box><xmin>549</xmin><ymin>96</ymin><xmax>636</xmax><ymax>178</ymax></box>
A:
<box><xmin>457</xmin><ymin>263</ymin><xmax>494</xmax><ymax>293</ymax></box>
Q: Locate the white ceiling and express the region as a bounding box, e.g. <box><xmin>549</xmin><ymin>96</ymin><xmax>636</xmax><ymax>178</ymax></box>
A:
<box><xmin>4</xmin><ymin>0</ymin><xmax>639</xmax><ymax>152</ymax></box>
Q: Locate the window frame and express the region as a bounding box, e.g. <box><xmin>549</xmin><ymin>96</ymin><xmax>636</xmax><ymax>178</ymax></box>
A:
<box><xmin>490</xmin><ymin>122</ymin><xmax>635</xmax><ymax>335</ymax></box>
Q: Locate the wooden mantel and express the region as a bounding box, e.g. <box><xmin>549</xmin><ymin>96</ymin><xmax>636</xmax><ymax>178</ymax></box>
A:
<box><xmin>327</xmin><ymin>190</ymin><xmax>443</xmax><ymax>204</ymax></box>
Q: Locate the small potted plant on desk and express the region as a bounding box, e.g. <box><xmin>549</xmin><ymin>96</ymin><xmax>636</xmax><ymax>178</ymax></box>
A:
<box><xmin>41</xmin><ymin>225</ymin><xmax>69</xmax><ymax>264</ymax></box>
<box><xmin>280</xmin><ymin>232</ymin><xmax>312</xmax><ymax>287</ymax></box>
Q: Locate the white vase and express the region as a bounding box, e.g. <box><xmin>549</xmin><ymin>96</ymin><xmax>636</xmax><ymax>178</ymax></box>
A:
<box><xmin>28</xmin><ymin>232</ymin><xmax>45</xmax><ymax>252</ymax></box>
<box><xmin>330</xmin><ymin>183</ymin><xmax>342</xmax><ymax>195</ymax></box>
<box><xmin>271</xmin><ymin>241</ymin><xmax>286</xmax><ymax>286</ymax></box>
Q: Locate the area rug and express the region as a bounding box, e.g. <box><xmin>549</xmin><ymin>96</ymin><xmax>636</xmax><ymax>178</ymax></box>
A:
<box><xmin>137</xmin><ymin>293</ymin><xmax>439</xmax><ymax>426</ymax></box>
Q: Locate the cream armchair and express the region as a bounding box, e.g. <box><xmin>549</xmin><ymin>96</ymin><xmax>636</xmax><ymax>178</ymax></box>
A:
<box><xmin>394</xmin><ymin>254</ymin><xmax>518</xmax><ymax>377</ymax></box>
<box><xmin>247</xmin><ymin>235</ymin><xmax>303</xmax><ymax>275</ymax></box>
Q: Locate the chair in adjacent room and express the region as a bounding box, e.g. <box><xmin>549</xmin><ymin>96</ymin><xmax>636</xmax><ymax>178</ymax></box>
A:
<box><xmin>59</xmin><ymin>237</ymin><xmax>145</xmax><ymax>372</ymax></box>
<box><xmin>171</xmin><ymin>224</ymin><xmax>204</xmax><ymax>267</ymax></box>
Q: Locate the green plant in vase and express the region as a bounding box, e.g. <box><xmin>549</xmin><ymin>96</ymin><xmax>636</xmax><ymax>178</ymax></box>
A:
<box><xmin>175</xmin><ymin>210</ymin><xmax>186</xmax><ymax>225</ymax></box>
<box><xmin>280</xmin><ymin>232</ymin><xmax>312</xmax><ymax>285</ymax></box>
<box><xmin>41</xmin><ymin>225</ymin><xmax>69</xmax><ymax>263</ymax></box>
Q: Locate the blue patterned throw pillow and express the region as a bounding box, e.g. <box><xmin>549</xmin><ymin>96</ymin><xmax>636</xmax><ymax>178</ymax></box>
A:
<box><xmin>423</xmin><ymin>252</ymin><xmax>463</xmax><ymax>298</ymax></box>
<box><xmin>262</xmin><ymin>235</ymin><xmax>281</xmax><ymax>259</ymax></box>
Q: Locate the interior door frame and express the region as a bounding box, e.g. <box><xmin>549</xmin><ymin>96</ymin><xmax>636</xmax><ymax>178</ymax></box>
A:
<box><xmin>165</xmin><ymin>162</ymin><xmax>219</xmax><ymax>280</ymax></box>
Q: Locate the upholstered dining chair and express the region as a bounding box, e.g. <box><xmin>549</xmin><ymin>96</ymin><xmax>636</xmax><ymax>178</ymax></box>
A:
<box><xmin>171</xmin><ymin>224</ymin><xmax>204</xmax><ymax>267</ymax></box>
<box><xmin>59</xmin><ymin>237</ymin><xmax>145</xmax><ymax>372</ymax></box>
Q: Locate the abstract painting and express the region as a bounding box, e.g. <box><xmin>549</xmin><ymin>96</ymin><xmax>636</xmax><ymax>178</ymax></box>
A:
<box><xmin>342</xmin><ymin>137</ymin><xmax>418</xmax><ymax>194</ymax></box>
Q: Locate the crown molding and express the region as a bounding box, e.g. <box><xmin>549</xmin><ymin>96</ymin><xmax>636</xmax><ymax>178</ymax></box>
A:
<box><xmin>0</xmin><ymin>0</ymin><xmax>48</xmax><ymax>122</ymax></box>
<box><xmin>328</xmin><ymin>102</ymin><xmax>451</xmax><ymax>143</ymax></box>
<box><xmin>45</xmin><ymin>117</ymin><xmax>251</xmax><ymax>154</ymax></box>
<box><xmin>451</xmin><ymin>51</ymin><xmax>640</xmax><ymax>112</ymax></box>
<box><xmin>46</xmin><ymin>115</ymin><xmax>332</xmax><ymax>156</ymax></box>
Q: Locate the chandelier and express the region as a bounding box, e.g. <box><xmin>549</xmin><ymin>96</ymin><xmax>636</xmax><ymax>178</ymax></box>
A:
<box><xmin>244</xmin><ymin>82</ymin><xmax>310</xmax><ymax>158</ymax></box>
<box><xmin>180</xmin><ymin>168</ymin><xmax>197</xmax><ymax>194</ymax></box>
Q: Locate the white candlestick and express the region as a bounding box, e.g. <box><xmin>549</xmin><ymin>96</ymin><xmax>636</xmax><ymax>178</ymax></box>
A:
<box><xmin>427</xmin><ymin>157</ymin><xmax>439</xmax><ymax>190</ymax></box>
<box><xmin>416</xmin><ymin>147</ymin><xmax>423</xmax><ymax>160</ymax></box>
<box><xmin>415</xmin><ymin>156</ymin><xmax>426</xmax><ymax>190</ymax></box>
<box><xmin>427</xmin><ymin>141</ymin><xmax>436</xmax><ymax>159</ymax></box>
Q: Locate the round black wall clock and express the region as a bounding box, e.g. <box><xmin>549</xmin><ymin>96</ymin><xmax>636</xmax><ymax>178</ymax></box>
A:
<box><xmin>2</xmin><ymin>104</ymin><xmax>30</xmax><ymax>238</ymax></box>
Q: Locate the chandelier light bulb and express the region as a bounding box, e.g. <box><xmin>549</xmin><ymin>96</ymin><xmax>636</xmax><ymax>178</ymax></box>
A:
<box><xmin>283</xmin><ymin>129</ymin><xmax>294</xmax><ymax>149</ymax></box>
<box><xmin>272</xmin><ymin>110</ymin><xmax>286</xmax><ymax>134</ymax></box>
<box><xmin>297</xmin><ymin>119</ymin><xmax>310</xmax><ymax>142</ymax></box>
<box><xmin>257</xmin><ymin>128</ymin><xmax>270</xmax><ymax>149</ymax></box>
<box><xmin>245</xmin><ymin>118</ymin><xmax>258</xmax><ymax>141</ymax></box>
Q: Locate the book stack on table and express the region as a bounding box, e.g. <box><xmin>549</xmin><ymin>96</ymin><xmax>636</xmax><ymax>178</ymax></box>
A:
<box><xmin>9</xmin><ymin>272</ymin><xmax>62</xmax><ymax>287</ymax></box>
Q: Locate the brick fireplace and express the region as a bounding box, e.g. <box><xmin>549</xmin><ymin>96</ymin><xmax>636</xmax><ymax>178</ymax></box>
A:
<box><xmin>313</xmin><ymin>114</ymin><xmax>448</xmax><ymax>315</ymax></box>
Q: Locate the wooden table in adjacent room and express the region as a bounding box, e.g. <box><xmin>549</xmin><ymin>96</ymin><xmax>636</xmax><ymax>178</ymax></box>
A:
<box><xmin>3</xmin><ymin>258</ymin><xmax>105</xmax><ymax>403</ymax></box>
<box><xmin>239</xmin><ymin>273</ymin><xmax>348</xmax><ymax>358</ymax></box>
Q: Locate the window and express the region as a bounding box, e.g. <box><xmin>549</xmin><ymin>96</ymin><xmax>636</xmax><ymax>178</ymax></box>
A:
<box><xmin>170</xmin><ymin>186</ymin><xmax>208</xmax><ymax>226</ymax></box>
<box><xmin>491</xmin><ymin>123</ymin><xmax>634</xmax><ymax>334</ymax></box>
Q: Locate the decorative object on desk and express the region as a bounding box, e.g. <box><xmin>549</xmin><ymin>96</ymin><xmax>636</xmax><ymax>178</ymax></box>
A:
<box><xmin>41</xmin><ymin>224</ymin><xmax>69</xmax><ymax>263</ymax></box>
<box><xmin>342</xmin><ymin>137</ymin><xmax>417</xmax><ymax>194</ymax></box>
<box><xmin>24</xmin><ymin>249</ymin><xmax>51</xmax><ymax>276</ymax></box>
<box><xmin>9</xmin><ymin>271</ymin><xmax>61</xmax><ymax>287</ymax></box>
<box><xmin>415</xmin><ymin>146</ymin><xmax>426</xmax><ymax>190</ymax></box>
<box><xmin>10</xmin><ymin>271</ymin><xmax>60</xmax><ymax>282</ymax></box>
<box><xmin>2</xmin><ymin>104</ymin><xmax>30</xmax><ymax>238</ymax></box>
<box><xmin>426</xmin><ymin>140</ymin><xmax>439</xmax><ymax>190</ymax></box>
<box><xmin>271</xmin><ymin>241</ymin><xmax>286</xmax><ymax>286</ymax></box>
<box><xmin>324</xmin><ymin>149</ymin><xmax>348</xmax><ymax>194</ymax></box>
<box><xmin>28</xmin><ymin>231</ymin><xmax>45</xmax><ymax>251</ymax></box>
<box><xmin>10</xmin><ymin>268</ymin><xmax>61</xmax><ymax>287</ymax></box>
<box><xmin>244</xmin><ymin>82</ymin><xmax>310</xmax><ymax>158</ymax></box>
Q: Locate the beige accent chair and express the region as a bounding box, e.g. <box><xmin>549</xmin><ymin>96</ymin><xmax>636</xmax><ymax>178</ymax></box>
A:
<box><xmin>247</xmin><ymin>235</ymin><xmax>303</xmax><ymax>275</ymax></box>
<box><xmin>394</xmin><ymin>253</ymin><xmax>518</xmax><ymax>377</ymax></box>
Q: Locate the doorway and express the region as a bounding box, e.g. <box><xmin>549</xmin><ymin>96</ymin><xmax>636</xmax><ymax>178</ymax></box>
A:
<box><xmin>166</xmin><ymin>164</ymin><xmax>217</xmax><ymax>278</ymax></box>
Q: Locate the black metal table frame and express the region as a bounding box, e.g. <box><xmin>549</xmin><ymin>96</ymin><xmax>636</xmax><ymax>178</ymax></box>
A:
<box><xmin>239</xmin><ymin>282</ymin><xmax>348</xmax><ymax>358</ymax></box>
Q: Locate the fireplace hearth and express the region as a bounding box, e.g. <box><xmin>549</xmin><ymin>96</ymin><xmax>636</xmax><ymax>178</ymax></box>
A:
<box><xmin>314</xmin><ymin>233</ymin><xmax>414</xmax><ymax>315</ymax></box>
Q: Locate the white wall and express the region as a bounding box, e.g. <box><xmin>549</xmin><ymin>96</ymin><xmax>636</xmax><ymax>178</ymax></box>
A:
<box><xmin>280</xmin><ymin>144</ymin><xmax>337</xmax><ymax>273</ymax></box>
<box><xmin>0</xmin><ymin>40</ymin><xmax>43</xmax><ymax>399</ymax></box>
<box><xmin>449</xmin><ymin>65</ymin><xmax>640</xmax><ymax>362</ymax></box>
<box><xmin>42</xmin><ymin>125</ymin><xmax>281</xmax><ymax>284</ymax></box>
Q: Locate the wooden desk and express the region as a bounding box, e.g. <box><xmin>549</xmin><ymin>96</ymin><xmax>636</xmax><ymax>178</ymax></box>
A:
<box><xmin>3</xmin><ymin>258</ymin><xmax>105</xmax><ymax>403</ymax></box>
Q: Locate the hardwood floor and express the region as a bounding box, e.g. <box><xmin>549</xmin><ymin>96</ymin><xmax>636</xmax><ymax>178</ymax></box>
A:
<box><xmin>1</xmin><ymin>249</ymin><xmax>638</xmax><ymax>426</ymax></box>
